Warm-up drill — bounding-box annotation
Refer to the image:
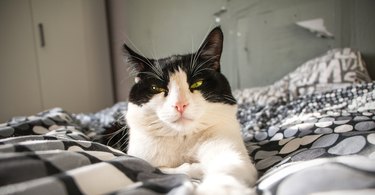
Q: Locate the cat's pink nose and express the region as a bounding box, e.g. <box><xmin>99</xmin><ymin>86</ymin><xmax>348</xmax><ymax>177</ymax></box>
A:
<box><xmin>174</xmin><ymin>102</ymin><xmax>188</xmax><ymax>113</ymax></box>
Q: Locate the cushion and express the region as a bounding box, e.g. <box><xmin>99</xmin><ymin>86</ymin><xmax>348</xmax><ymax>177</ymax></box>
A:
<box><xmin>288</xmin><ymin>48</ymin><xmax>372</xmax><ymax>97</ymax></box>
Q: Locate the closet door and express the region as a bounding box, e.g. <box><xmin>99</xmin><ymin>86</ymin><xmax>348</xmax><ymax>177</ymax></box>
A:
<box><xmin>32</xmin><ymin>0</ymin><xmax>91</xmax><ymax>113</ymax></box>
<box><xmin>0</xmin><ymin>0</ymin><xmax>43</xmax><ymax>121</ymax></box>
<box><xmin>31</xmin><ymin>0</ymin><xmax>113</xmax><ymax>113</ymax></box>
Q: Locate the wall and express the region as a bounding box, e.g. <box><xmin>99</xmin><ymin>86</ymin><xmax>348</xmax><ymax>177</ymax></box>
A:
<box><xmin>346</xmin><ymin>0</ymin><xmax>375</xmax><ymax>79</ymax></box>
<box><xmin>221</xmin><ymin>0</ymin><xmax>375</xmax><ymax>89</ymax></box>
<box><xmin>108</xmin><ymin>0</ymin><xmax>375</xmax><ymax>97</ymax></box>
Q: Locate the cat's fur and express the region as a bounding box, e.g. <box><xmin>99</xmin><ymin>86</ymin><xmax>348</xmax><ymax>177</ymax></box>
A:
<box><xmin>124</xmin><ymin>27</ymin><xmax>257</xmax><ymax>194</ymax></box>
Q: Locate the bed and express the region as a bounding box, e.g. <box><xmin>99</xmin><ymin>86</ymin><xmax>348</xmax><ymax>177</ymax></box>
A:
<box><xmin>1</xmin><ymin>48</ymin><xmax>375</xmax><ymax>195</ymax></box>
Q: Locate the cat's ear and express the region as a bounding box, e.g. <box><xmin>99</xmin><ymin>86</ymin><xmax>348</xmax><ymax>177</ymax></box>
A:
<box><xmin>197</xmin><ymin>26</ymin><xmax>223</xmax><ymax>72</ymax></box>
<box><xmin>123</xmin><ymin>44</ymin><xmax>147</xmax><ymax>73</ymax></box>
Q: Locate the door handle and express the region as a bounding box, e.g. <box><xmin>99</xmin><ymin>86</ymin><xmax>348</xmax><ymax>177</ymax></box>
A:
<box><xmin>38</xmin><ymin>23</ymin><xmax>46</xmax><ymax>47</ymax></box>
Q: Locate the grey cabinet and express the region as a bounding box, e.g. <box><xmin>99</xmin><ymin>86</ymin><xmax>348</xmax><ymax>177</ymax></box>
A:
<box><xmin>0</xmin><ymin>0</ymin><xmax>113</xmax><ymax>122</ymax></box>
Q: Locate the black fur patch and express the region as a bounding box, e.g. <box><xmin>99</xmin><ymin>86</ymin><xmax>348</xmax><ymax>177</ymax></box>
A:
<box><xmin>124</xmin><ymin>27</ymin><xmax>236</xmax><ymax>106</ymax></box>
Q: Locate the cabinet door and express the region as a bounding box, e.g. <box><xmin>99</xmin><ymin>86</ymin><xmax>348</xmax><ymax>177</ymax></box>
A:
<box><xmin>0</xmin><ymin>0</ymin><xmax>43</xmax><ymax>121</ymax></box>
<box><xmin>32</xmin><ymin>0</ymin><xmax>91</xmax><ymax>113</ymax></box>
<box><xmin>31</xmin><ymin>0</ymin><xmax>113</xmax><ymax>113</ymax></box>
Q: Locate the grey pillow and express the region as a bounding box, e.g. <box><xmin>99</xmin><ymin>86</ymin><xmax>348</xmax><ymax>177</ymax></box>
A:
<box><xmin>288</xmin><ymin>48</ymin><xmax>372</xmax><ymax>97</ymax></box>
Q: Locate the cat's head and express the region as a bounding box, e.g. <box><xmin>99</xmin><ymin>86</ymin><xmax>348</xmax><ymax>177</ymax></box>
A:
<box><xmin>124</xmin><ymin>27</ymin><xmax>237</xmax><ymax>136</ymax></box>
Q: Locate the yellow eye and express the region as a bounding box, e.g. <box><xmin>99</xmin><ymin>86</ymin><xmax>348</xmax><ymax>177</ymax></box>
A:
<box><xmin>190</xmin><ymin>80</ymin><xmax>203</xmax><ymax>89</ymax></box>
<box><xmin>151</xmin><ymin>85</ymin><xmax>166</xmax><ymax>93</ymax></box>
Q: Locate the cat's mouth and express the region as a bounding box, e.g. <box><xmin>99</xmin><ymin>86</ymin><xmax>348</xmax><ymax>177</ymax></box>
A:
<box><xmin>171</xmin><ymin>116</ymin><xmax>194</xmax><ymax>124</ymax></box>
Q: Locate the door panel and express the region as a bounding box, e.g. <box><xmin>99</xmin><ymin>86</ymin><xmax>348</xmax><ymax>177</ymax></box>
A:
<box><xmin>0</xmin><ymin>0</ymin><xmax>43</xmax><ymax>121</ymax></box>
<box><xmin>31</xmin><ymin>0</ymin><xmax>91</xmax><ymax>112</ymax></box>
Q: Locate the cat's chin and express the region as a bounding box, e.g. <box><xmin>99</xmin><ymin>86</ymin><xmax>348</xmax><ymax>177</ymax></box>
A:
<box><xmin>172</xmin><ymin>116</ymin><xmax>193</xmax><ymax>124</ymax></box>
<box><xmin>165</xmin><ymin>118</ymin><xmax>198</xmax><ymax>135</ymax></box>
<box><xmin>170</xmin><ymin>120</ymin><xmax>194</xmax><ymax>130</ymax></box>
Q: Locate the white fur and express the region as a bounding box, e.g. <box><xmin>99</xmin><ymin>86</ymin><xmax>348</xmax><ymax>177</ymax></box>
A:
<box><xmin>127</xmin><ymin>69</ymin><xmax>257</xmax><ymax>194</ymax></box>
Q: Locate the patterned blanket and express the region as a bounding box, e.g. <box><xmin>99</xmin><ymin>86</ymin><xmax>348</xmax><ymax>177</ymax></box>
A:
<box><xmin>1</xmin><ymin>82</ymin><xmax>375</xmax><ymax>195</ymax></box>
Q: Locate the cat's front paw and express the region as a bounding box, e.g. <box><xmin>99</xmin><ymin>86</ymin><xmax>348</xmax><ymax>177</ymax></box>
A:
<box><xmin>195</xmin><ymin>174</ymin><xmax>256</xmax><ymax>195</ymax></box>
<box><xmin>160</xmin><ymin>163</ymin><xmax>203</xmax><ymax>180</ymax></box>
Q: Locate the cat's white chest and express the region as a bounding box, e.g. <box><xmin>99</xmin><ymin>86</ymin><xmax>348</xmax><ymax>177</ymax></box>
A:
<box><xmin>126</xmin><ymin>101</ymin><xmax>240</xmax><ymax>168</ymax></box>
<box><xmin>127</xmin><ymin>130</ymin><xmax>199</xmax><ymax>167</ymax></box>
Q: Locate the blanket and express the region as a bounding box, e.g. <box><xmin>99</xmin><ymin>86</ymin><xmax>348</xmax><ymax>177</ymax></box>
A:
<box><xmin>1</xmin><ymin>81</ymin><xmax>375</xmax><ymax>195</ymax></box>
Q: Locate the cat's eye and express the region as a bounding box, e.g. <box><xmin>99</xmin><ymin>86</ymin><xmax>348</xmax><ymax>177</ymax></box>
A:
<box><xmin>190</xmin><ymin>80</ymin><xmax>203</xmax><ymax>89</ymax></box>
<box><xmin>151</xmin><ymin>85</ymin><xmax>167</xmax><ymax>93</ymax></box>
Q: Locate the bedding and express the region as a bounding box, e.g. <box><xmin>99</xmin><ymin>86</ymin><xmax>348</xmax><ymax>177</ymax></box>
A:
<box><xmin>1</xmin><ymin>49</ymin><xmax>375</xmax><ymax>195</ymax></box>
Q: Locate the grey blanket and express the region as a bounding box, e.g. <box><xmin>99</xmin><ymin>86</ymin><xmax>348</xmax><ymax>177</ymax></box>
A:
<box><xmin>1</xmin><ymin>82</ymin><xmax>375</xmax><ymax>195</ymax></box>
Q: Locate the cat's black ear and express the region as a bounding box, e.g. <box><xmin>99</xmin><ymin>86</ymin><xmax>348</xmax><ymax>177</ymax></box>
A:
<box><xmin>123</xmin><ymin>44</ymin><xmax>147</xmax><ymax>72</ymax></box>
<box><xmin>197</xmin><ymin>26</ymin><xmax>223</xmax><ymax>72</ymax></box>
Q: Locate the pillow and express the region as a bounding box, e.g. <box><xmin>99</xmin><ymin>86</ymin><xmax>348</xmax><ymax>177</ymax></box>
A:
<box><xmin>288</xmin><ymin>48</ymin><xmax>372</xmax><ymax>97</ymax></box>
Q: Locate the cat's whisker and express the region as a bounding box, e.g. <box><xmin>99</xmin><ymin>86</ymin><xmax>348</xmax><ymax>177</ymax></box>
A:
<box><xmin>191</xmin><ymin>55</ymin><xmax>218</xmax><ymax>77</ymax></box>
<box><xmin>129</xmin><ymin>55</ymin><xmax>164</xmax><ymax>80</ymax></box>
<box><xmin>192</xmin><ymin>67</ymin><xmax>213</xmax><ymax>78</ymax></box>
<box><xmin>128</xmin><ymin>55</ymin><xmax>154</xmax><ymax>70</ymax></box>
<box><xmin>189</xmin><ymin>38</ymin><xmax>193</xmax><ymax>72</ymax></box>
<box><xmin>121</xmin><ymin>69</ymin><xmax>140</xmax><ymax>83</ymax></box>
<box><xmin>115</xmin><ymin>113</ymin><xmax>127</xmax><ymax>125</ymax></box>
<box><xmin>124</xmin><ymin>39</ymin><xmax>164</xmax><ymax>81</ymax></box>
<box><xmin>191</xmin><ymin>42</ymin><xmax>207</xmax><ymax>73</ymax></box>
<box><xmin>105</xmin><ymin>127</ymin><xmax>127</xmax><ymax>147</ymax></box>
<box><xmin>153</xmin><ymin>61</ymin><xmax>165</xmax><ymax>81</ymax></box>
<box><xmin>143</xmin><ymin>113</ymin><xmax>158</xmax><ymax>119</ymax></box>
<box><xmin>200</xmin><ymin>91</ymin><xmax>237</xmax><ymax>104</ymax></box>
<box><xmin>125</xmin><ymin>38</ymin><xmax>157</xmax><ymax>73</ymax></box>
<box><xmin>148</xmin><ymin>124</ymin><xmax>164</xmax><ymax>131</ymax></box>
<box><xmin>127</xmin><ymin>66</ymin><xmax>140</xmax><ymax>77</ymax></box>
<box><xmin>191</xmin><ymin>42</ymin><xmax>206</xmax><ymax>73</ymax></box>
<box><xmin>117</xmin><ymin>133</ymin><xmax>129</xmax><ymax>152</ymax></box>
<box><xmin>191</xmin><ymin>25</ymin><xmax>214</xmax><ymax>71</ymax></box>
<box><xmin>201</xmin><ymin>91</ymin><xmax>216</xmax><ymax>98</ymax></box>
<box><xmin>143</xmin><ymin>120</ymin><xmax>160</xmax><ymax>128</ymax></box>
<box><xmin>148</xmin><ymin>119</ymin><xmax>163</xmax><ymax>126</ymax></box>
<box><xmin>189</xmin><ymin>36</ymin><xmax>196</xmax><ymax>74</ymax></box>
<box><xmin>139</xmin><ymin>71</ymin><xmax>164</xmax><ymax>82</ymax></box>
<box><xmin>223</xmin><ymin>94</ymin><xmax>237</xmax><ymax>104</ymax></box>
<box><xmin>119</xmin><ymin>142</ymin><xmax>128</xmax><ymax>152</ymax></box>
<box><xmin>150</xmin><ymin>39</ymin><xmax>159</xmax><ymax>60</ymax></box>
<box><xmin>149</xmin><ymin>42</ymin><xmax>164</xmax><ymax>78</ymax></box>
<box><xmin>110</xmin><ymin>129</ymin><xmax>128</xmax><ymax>148</ymax></box>
<box><xmin>93</xmin><ymin>128</ymin><xmax>123</xmax><ymax>140</ymax></box>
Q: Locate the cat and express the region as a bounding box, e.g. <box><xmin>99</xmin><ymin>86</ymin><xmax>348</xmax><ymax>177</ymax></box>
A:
<box><xmin>124</xmin><ymin>27</ymin><xmax>257</xmax><ymax>194</ymax></box>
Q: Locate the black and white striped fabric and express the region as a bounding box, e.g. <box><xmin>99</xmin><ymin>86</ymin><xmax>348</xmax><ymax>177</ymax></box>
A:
<box><xmin>0</xmin><ymin>113</ymin><xmax>193</xmax><ymax>195</ymax></box>
<box><xmin>1</xmin><ymin>82</ymin><xmax>375</xmax><ymax>194</ymax></box>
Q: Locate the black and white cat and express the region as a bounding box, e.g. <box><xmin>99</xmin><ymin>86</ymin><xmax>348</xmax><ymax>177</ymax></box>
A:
<box><xmin>124</xmin><ymin>27</ymin><xmax>257</xmax><ymax>194</ymax></box>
